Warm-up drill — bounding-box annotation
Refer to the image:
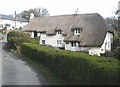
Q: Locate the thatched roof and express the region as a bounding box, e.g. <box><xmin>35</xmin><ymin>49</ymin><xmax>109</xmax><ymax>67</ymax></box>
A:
<box><xmin>23</xmin><ymin>13</ymin><xmax>113</xmax><ymax>47</ymax></box>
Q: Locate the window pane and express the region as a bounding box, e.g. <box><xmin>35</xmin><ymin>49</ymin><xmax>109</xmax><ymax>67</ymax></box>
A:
<box><xmin>57</xmin><ymin>40</ymin><xmax>59</xmax><ymax>44</ymax></box>
<box><xmin>78</xmin><ymin>29</ymin><xmax>80</xmax><ymax>33</ymax></box>
<box><xmin>74</xmin><ymin>42</ymin><xmax>76</xmax><ymax>47</ymax></box>
<box><xmin>42</xmin><ymin>40</ymin><xmax>45</xmax><ymax>45</ymax></box>
<box><xmin>66</xmin><ymin>42</ymin><xmax>69</xmax><ymax>44</ymax></box>
<box><xmin>71</xmin><ymin>42</ymin><xmax>73</xmax><ymax>47</ymax></box>
<box><xmin>57</xmin><ymin>30</ymin><xmax>62</xmax><ymax>34</ymax></box>
<box><xmin>76</xmin><ymin>30</ymin><xmax>77</xmax><ymax>33</ymax></box>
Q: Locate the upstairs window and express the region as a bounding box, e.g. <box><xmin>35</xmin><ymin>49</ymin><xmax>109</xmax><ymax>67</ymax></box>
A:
<box><xmin>57</xmin><ymin>30</ymin><xmax>62</xmax><ymax>35</ymax></box>
<box><xmin>74</xmin><ymin>29</ymin><xmax>82</xmax><ymax>35</ymax></box>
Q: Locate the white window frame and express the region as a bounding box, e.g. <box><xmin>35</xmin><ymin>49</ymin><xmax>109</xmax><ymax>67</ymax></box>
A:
<box><xmin>71</xmin><ymin>42</ymin><xmax>76</xmax><ymax>47</ymax></box>
<box><xmin>57</xmin><ymin>40</ymin><xmax>62</xmax><ymax>45</ymax></box>
<box><xmin>74</xmin><ymin>29</ymin><xmax>81</xmax><ymax>35</ymax></box>
<box><xmin>57</xmin><ymin>30</ymin><xmax>62</xmax><ymax>35</ymax></box>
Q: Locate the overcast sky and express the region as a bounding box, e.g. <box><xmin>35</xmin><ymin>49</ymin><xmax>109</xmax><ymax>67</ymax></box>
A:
<box><xmin>0</xmin><ymin>0</ymin><xmax>119</xmax><ymax>18</ymax></box>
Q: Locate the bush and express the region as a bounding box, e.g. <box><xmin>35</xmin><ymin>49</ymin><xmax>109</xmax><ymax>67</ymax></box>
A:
<box><xmin>112</xmin><ymin>36</ymin><xmax>120</xmax><ymax>50</ymax></box>
<box><xmin>7</xmin><ymin>31</ymin><xmax>40</xmax><ymax>50</ymax></box>
<box><xmin>113</xmin><ymin>46</ymin><xmax>120</xmax><ymax>60</ymax></box>
<box><xmin>21</xmin><ymin>43</ymin><xmax>119</xmax><ymax>85</ymax></box>
<box><xmin>7</xmin><ymin>31</ymin><xmax>31</xmax><ymax>49</ymax></box>
<box><xmin>29</xmin><ymin>37</ymin><xmax>40</xmax><ymax>44</ymax></box>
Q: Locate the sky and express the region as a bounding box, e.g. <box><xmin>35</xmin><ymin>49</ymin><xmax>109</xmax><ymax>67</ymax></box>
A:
<box><xmin>0</xmin><ymin>0</ymin><xmax>119</xmax><ymax>18</ymax></box>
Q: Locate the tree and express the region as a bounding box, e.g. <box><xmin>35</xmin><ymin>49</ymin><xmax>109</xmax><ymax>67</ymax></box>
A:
<box><xmin>33</xmin><ymin>8</ymin><xmax>49</xmax><ymax>17</ymax></box>
<box><xmin>105</xmin><ymin>17</ymin><xmax>120</xmax><ymax>49</ymax></box>
<box><xmin>17</xmin><ymin>7</ymin><xmax>50</xmax><ymax>22</ymax></box>
<box><xmin>105</xmin><ymin>17</ymin><xmax>119</xmax><ymax>32</ymax></box>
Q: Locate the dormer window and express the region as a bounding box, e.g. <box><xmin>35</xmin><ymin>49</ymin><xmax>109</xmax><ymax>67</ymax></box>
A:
<box><xmin>57</xmin><ymin>30</ymin><xmax>62</xmax><ymax>34</ymax></box>
<box><xmin>74</xmin><ymin>29</ymin><xmax>82</xmax><ymax>35</ymax></box>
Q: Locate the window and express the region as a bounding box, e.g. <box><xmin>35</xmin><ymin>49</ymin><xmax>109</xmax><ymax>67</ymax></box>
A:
<box><xmin>57</xmin><ymin>40</ymin><xmax>62</xmax><ymax>45</ymax></box>
<box><xmin>57</xmin><ymin>30</ymin><xmax>62</xmax><ymax>34</ymax></box>
<box><xmin>34</xmin><ymin>31</ymin><xmax>37</xmax><ymax>37</ymax></box>
<box><xmin>71</xmin><ymin>42</ymin><xmax>76</xmax><ymax>47</ymax></box>
<box><xmin>74</xmin><ymin>29</ymin><xmax>81</xmax><ymax>35</ymax></box>
<box><xmin>42</xmin><ymin>40</ymin><xmax>45</xmax><ymax>45</ymax></box>
<box><xmin>66</xmin><ymin>42</ymin><xmax>69</xmax><ymax>44</ymax></box>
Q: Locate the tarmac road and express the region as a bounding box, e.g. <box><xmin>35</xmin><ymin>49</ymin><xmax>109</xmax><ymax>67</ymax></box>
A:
<box><xmin>1</xmin><ymin>34</ymin><xmax>48</xmax><ymax>85</ymax></box>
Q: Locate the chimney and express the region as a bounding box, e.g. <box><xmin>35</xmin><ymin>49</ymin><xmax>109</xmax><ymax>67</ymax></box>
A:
<box><xmin>74</xmin><ymin>8</ymin><xmax>79</xmax><ymax>16</ymax></box>
<box><xmin>75</xmin><ymin>8</ymin><xmax>79</xmax><ymax>14</ymax></box>
<box><xmin>29</xmin><ymin>13</ymin><xmax>34</xmax><ymax>21</ymax></box>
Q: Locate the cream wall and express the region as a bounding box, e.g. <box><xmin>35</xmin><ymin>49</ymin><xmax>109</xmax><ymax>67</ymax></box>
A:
<box><xmin>40</xmin><ymin>33</ymin><xmax>65</xmax><ymax>48</ymax></box>
<box><xmin>100</xmin><ymin>32</ymin><xmax>113</xmax><ymax>53</ymax></box>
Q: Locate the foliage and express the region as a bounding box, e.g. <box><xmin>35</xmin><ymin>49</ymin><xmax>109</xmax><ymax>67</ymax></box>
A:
<box><xmin>106</xmin><ymin>17</ymin><xmax>119</xmax><ymax>33</ymax></box>
<box><xmin>112</xmin><ymin>36</ymin><xmax>120</xmax><ymax>49</ymax></box>
<box><xmin>7</xmin><ymin>31</ymin><xmax>39</xmax><ymax>51</ymax></box>
<box><xmin>21</xmin><ymin>43</ymin><xmax>119</xmax><ymax>85</ymax></box>
<box><xmin>113</xmin><ymin>46</ymin><xmax>120</xmax><ymax>60</ymax></box>
<box><xmin>29</xmin><ymin>37</ymin><xmax>40</xmax><ymax>44</ymax></box>
<box><xmin>17</xmin><ymin>7</ymin><xmax>50</xmax><ymax>22</ymax></box>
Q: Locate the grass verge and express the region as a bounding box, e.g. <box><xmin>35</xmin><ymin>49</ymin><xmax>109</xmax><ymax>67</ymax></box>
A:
<box><xmin>12</xmin><ymin>51</ymin><xmax>67</xmax><ymax>85</ymax></box>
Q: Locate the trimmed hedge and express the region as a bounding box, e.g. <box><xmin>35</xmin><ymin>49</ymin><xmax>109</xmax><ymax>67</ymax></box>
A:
<box><xmin>7</xmin><ymin>31</ymin><xmax>31</xmax><ymax>49</ymax></box>
<box><xmin>113</xmin><ymin>46</ymin><xmax>120</xmax><ymax>60</ymax></box>
<box><xmin>21</xmin><ymin>43</ymin><xmax>119</xmax><ymax>85</ymax></box>
<box><xmin>7</xmin><ymin>31</ymin><xmax>39</xmax><ymax>49</ymax></box>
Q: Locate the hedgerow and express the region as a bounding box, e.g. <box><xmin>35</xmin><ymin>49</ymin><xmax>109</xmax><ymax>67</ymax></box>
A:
<box><xmin>21</xmin><ymin>43</ymin><xmax>119</xmax><ymax>85</ymax></box>
<box><xmin>7</xmin><ymin>31</ymin><xmax>39</xmax><ymax>50</ymax></box>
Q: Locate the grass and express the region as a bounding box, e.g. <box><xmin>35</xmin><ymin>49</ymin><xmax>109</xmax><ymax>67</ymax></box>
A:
<box><xmin>12</xmin><ymin>51</ymin><xmax>67</xmax><ymax>85</ymax></box>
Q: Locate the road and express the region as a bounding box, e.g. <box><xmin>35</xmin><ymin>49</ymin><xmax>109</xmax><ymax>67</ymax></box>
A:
<box><xmin>1</xmin><ymin>34</ymin><xmax>48</xmax><ymax>85</ymax></box>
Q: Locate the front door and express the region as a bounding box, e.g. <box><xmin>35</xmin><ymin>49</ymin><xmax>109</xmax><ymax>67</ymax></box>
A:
<box><xmin>34</xmin><ymin>31</ymin><xmax>37</xmax><ymax>37</ymax></box>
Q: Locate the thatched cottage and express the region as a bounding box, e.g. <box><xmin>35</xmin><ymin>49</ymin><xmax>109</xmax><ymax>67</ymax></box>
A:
<box><xmin>23</xmin><ymin>13</ymin><xmax>113</xmax><ymax>56</ymax></box>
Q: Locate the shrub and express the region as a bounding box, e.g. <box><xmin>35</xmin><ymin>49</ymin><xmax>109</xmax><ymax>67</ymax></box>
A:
<box><xmin>7</xmin><ymin>31</ymin><xmax>31</xmax><ymax>49</ymax></box>
<box><xmin>29</xmin><ymin>37</ymin><xmax>40</xmax><ymax>44</ymax></box>
<box><xmin>7</xmin><ymin>31</ymin><xmax>40</xmax><ymax>50</ymax></box>
<box><xmin>113</xmin><ymin>46</ymin><xmax>120</xmax><ymax>60</ymax></box>
<box><xmin>21</xmin><ymin>43</ymin><xmax>119</xmax><ymax>85</ymax></box>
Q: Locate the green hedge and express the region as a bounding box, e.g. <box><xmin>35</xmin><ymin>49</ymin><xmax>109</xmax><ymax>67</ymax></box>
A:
<box><xmin>7</xmin><ymin>31</ymin><xmax>39</xmax><ymax>49</ymax></box>
<box><xmin>21</xmin><ymin>43</ymin><xmax>119</xmax><ymax>85</ymax></box>
<box><xmin>114</xmin><ymin>46</ymin><xmax>120</xmax><ymax>60</ymax></box>
<box><xmin>7</xmin><ymin>31</ymin><xmax>31</xmax><ymax>49</ymax></box>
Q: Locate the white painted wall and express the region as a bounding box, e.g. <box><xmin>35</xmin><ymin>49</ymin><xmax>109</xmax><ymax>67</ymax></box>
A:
<box><xmin>100</xmin><ymin>32</ymin><xmax>113</xmax><ymax>53</ymax></box>
<box><xmin>0</xmin><ymin>19</ymin><xmax>28</xmax><ymax>30</ymax></box>
<box><xmin>65</xmin><ymin>42</ymin><xmax>71</xmax><ymax>50</ymax></box>
<box><xmin>0</xmin><ymin>19</ymin><xmax>15</xmax><ymax>30</ymax></box>
<box><xmin>40</xmin><ymin>33</ymin><xmax>65</xmax><ymax>48</ymax></box>
<box><xmin>30</xmin><ymin>32</ymin><xmax>34</xmax><ymax>38</ymax></box>
<box><xmin>37</xmin><ymin>33</ymin><xmax>41</xmax><ymax>37</ymax></box>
